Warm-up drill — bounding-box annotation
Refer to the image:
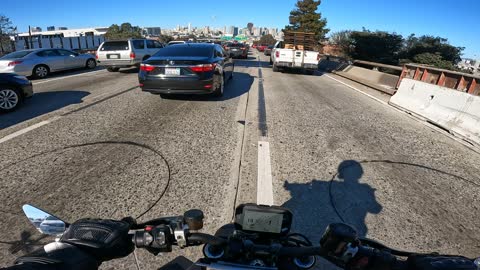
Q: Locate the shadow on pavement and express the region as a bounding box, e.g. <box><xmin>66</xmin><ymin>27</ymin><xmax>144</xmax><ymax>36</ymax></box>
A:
<box><xmin>234</xmin><ymin>58</ymin><xmax>270</xmax><ymax>68</ymax></box>
<box><xmin>119</xmin><ymin>67</ymin><xmax>139</xmax><ymax>74</ymax></box>
<box><xmin>156</xmin><ymin>71</ymin><xmax>253</xmax><ymax>102</ymax></box>
<box><xmin>0</xmin><ymin>230</ymin><xmax>50</xmax><ymax>255</ymax></box>
<box><xmin>29</xmin><ymin>67</ymin><xmax>104</xmax><ymax>81</ymax></box>
<box><xmin>0</xmin><ymin>90</ymin><xmax>90</xmax><ymax>129</ymax></box>
<box><xmin>282</xmin><ymin>160</ymin><xmax>382</xmax><ymax>239</ymax></box>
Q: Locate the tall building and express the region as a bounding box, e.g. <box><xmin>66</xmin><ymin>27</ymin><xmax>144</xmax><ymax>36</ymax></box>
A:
<box><xmin>188</xmin><ymin>23</ymin><xmax>192</xmax><ymax>33</ymax></box>
<box><xmin>247</xmin><ymin>22</ymin><xmax>254</xmax><ymax>35</ymax></box>
<box><xmin>58</xmin><ymin>27</ymin><xmax>68</xmax><ymax>30</ymax></box>
<box><xmin>223</xmin><ymin>26</ymin><xmax>227</xmax><ymax>35</ymax></box>
<box><xmin>228</xmin><ymin>26</ymin><xmax>239</xmax><ymax>36</ymax></box>
<box><xmin>144</xmin><ymin>27</ymin><xmax>161</xmax><ymax>36</ymax></box>
<box><xmin>47</xmin><ymin>26</ymin><xmax>55</xmax><ymax>31</ymax></box>
<box><xmin>253</xmin><ymin>27</ymin><xmax>260</xmax><ymax>36</ymax></box>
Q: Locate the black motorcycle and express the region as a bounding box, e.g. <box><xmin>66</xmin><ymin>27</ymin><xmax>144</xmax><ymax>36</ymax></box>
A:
<box><xmin>22</xmin><ymin>203</ymin><xmax>479</xmax><ymax>270</ymax></box>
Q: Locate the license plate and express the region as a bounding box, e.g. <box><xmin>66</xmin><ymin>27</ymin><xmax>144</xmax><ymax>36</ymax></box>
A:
<box><xmin>108</xmin><ymin>55</ymin><xmax>119</xmax><ymax>59</ymax></box>
<box><xmin>232</xmin><ymin>49</ymin><xmax>238</xmax><ymax>51</ymax></box>
<box><xmin>165</xmin><ymin>68</ymin><xmax>180</xmax><ymax>75</ymax></box>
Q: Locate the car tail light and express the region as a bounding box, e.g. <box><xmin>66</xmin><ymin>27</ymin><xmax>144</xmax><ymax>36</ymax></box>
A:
<box><xmin>317</xmin><ymin>53</ymin><xmax>321</xmax><ymax>61</ymax></box>
<box><xmin>8</xmin><ymin>60</ymin><xmax>23</xmax><ymax>66</ymax></box>
<box><xmin>130</xmin><ymin>52</ymin><xmax>136</xmax><ymax>59</ymax></box>
<box><xmin>275</xmin><ymin>51</ymin><xmax>279</xmax><ymax>58</ymax></box>
<box><xmin>95</xmin><ymin>53</ymin><xmax>98</xmax><ymax>59</ymax></box>
<box><xmin>140</xmin><ymin>64</ymin><xmax>155</xmax><ymax>72</ymax></box>
<box><xmin>190</xmin><ymin>64</ymin><xmax>216</xmax><ymax>72</ymax></box>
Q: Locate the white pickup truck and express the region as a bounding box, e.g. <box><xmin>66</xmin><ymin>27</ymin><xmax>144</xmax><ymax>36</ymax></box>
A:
<box><xmin>270</xmin><ymin>32</ymin><xmax>320</xmax><ymax>74</ymax></box>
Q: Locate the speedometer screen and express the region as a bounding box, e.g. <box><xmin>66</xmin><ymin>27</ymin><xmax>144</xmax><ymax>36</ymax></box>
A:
<box><xmin>242</xmin><ymin>210</ymin><xmax>283</xmax><ymax>233</ymax></box>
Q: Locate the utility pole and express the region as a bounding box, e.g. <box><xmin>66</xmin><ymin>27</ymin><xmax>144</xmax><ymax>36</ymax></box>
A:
<box><xmin>28</xmin><ymin>25</ymin><xmax>33</xmax><ymax>49</ymax></box>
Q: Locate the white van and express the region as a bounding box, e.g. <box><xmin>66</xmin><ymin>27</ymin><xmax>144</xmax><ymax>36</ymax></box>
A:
<box><xmin>96</xmin><ymin>39</ymin><xmax>164</xmax><ymax>72</ymax></box>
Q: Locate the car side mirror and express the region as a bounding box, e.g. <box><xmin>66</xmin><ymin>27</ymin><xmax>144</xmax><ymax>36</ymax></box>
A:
<box><xmin>22</xmin><ymin>204</ymin><xmax>67</xmax><ymax>236</ymax></box>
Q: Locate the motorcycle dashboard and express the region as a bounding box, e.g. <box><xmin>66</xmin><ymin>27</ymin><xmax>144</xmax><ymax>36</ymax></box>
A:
<box><xmin>234</xmin><ymin>204</ymin><xmax>292</xmax><ymax>236</ymax></box>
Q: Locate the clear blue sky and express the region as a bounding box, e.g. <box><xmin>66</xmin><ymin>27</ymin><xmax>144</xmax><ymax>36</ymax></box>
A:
<box><xmin>2</xmin><ymin>0</ymin><xmax>479</xmax><ymax>58</ymax></box>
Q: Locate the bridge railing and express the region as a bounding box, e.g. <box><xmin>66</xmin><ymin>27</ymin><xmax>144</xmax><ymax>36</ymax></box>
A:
<box><xmin>397</xmin><ymin>64</ymin><xmax>480</xmax><ymax>96</ymax></box>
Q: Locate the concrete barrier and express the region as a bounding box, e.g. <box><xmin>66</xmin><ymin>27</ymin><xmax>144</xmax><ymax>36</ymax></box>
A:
<box><xmin>390</xmin><ymin>78</ymin><xmax>480</xmax><ymax>147</ymax></box>
<box><xmin>342</xmin><ymin>66</ymin><xmax>399</xmax><ymax>89</ymax></box>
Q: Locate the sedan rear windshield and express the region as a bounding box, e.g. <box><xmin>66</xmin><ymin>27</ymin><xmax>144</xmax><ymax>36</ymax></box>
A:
<box><xmin>154</xmin><ymin>46</ymin><xmax>213</xmax><ymax>57</ymax></box>
<box><xmin>227</xmin><ymin>43</ymin><xmax>244</xmax><ymax>47</ymax></box>
<box><xmin>100</xmin><ymin>41</ymin><xmax>129</xmax><ymax>51</ymax></box>
<box><xmin>0</xmin><ymin>50</ymin><xmax>34</xmax><ymax>59</ymax></box>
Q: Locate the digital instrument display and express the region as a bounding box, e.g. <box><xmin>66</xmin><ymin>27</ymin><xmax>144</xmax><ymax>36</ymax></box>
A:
<box><xmin>242</xmin><ymin>209</ymin><xmax>284</xmax><ymax>234</ymax></box>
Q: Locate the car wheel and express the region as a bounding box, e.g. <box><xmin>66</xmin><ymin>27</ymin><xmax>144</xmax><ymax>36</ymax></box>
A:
<box><xmin>86</xmin><ymin>59</ymin><xmax>96</xmax><ymax>69</ymax></box>
<box><xmin>273</xmin><ymin>63</ymin><xmax>279</xmax><ymax>72</ymax></box>
<box><xmin>0</xmin><ymin>88</ymin><xmax>21</xmax><ymax>112</ymax></box>
<box><xmin>33</xmin><ymin>65</ymin><xmax>49</xmax><ymax>79</ymax></box>
<box><xmin>212</xmin><ymin>73</ymin><xmax>224</xmax><ymax>97</ymax></box>
<box><xmin>107</xmin><ymin>67</ymin><xmax>120</xmax><ymax>72</ymax></box>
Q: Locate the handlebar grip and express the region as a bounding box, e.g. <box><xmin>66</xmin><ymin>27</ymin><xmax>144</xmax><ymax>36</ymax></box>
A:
<box><xmin>188</xmin><ymin>233</ymin><xmax>227</xmax><ymax>246</ymax></box>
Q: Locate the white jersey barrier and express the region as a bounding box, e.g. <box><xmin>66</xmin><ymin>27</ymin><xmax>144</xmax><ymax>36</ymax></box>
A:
<box><xmin>390</xmin><ymin>78</ymin><xmax>480</xmax><ymax>147</ymax></box>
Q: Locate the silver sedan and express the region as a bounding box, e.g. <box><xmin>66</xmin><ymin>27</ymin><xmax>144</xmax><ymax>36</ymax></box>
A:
<box><xmin>0</xmin><ymin>49</ymin><xmax>97</xmax><ymax>79</ymax></box>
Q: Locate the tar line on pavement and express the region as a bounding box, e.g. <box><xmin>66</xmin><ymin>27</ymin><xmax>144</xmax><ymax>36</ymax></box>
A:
<box><xmin>257</xmin><ymin>67</ymin><xmax>268</xmax><ymax>137</ymax></box>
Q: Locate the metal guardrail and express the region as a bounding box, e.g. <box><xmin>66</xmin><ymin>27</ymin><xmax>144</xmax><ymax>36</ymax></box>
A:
<box><xmin>353</xmin><ymin>60</ymin><xmax>403</xmax><ymax>71</ymax></box>
<box><xmin>397</xmin><ymin>64</ymin><xmax>480</xmax><ymax>96</ymax></box>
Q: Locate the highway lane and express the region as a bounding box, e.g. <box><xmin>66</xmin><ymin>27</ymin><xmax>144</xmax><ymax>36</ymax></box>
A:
<box><xmin>0</xmin><ymin>51</ymin><xmax>479</xmax><ymax>269</ymax></box>
<box><xmin>0</xmin><ymin>67</ymin><xmax>139</xmax><ymax>131</ymax></box>
<box><xmin>0</xmin><ymin>60</ymin><xmax>255</xmax><ymax>268</ymax></box>
<box><xmin>256</xmin><ymin>53</ymin><xmax>480</xmax><ymax>261</ymax></box>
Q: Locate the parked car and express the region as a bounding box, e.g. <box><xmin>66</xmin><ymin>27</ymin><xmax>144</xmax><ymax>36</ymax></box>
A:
<box><xmin>224</xmin><ymin>42</ymin><xmax>248</xmax><ymax>59</ymax></box>
<box><xmin>0</xmin><ymin>49</ymin><xmax>96</xmax><ymax>79</ymax></box>
<box><xmin>167</xmin><ymin>41</ymin><xmax>187</xmax><ymax>46</ymax></box>
<box><xmin>139</xmin><ymin>43</ymin><xmax>234</xmax><ymax>97</ymax></box>
<box><xmin>0</xmin><ymin>73</ymin><xmax>33</xmax><ymax>112</ymax></box>
<box><xmin>264</xmin><ymin>45</ymin><xmax>274</xmax><ymax>56</ymax></box>
<box><xmin>96</xmin><ymin>39</ymin><xmax>164</xmax><ymax>72</ymax></box>
<box><xmin>252</xmin><ymin>44</ymin><xmax>258</xmax><ymax>49</ymax></box>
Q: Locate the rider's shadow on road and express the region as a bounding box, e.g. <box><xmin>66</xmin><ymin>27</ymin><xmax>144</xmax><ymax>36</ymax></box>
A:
<box><xmin>282</xmin><ymin>160</ymin><xmax>382</xmax><ymax>241</ymax></box>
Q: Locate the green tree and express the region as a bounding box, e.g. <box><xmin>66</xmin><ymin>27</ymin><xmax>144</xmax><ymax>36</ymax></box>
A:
<box><xmin>400</xmin><ymin>34</ymin><xmax>464</xmax><ymax>68</ymax></box>
<box><xmin>0</xmin><ymin>15</ymin><xmax>16</xmax><ymax>53</ymax></box>
<box><xmin>105</xmin><ymin>23</ymin><xmax>142</xmax><ymax>40</ymax></box>
<box><xmin>349</xmin><ymin>30</ymin><xmax>403</xmax><ymax>64</ymax></box>
<box><xmin>259</xmin><ymin>34</ymin><xmax>276</xmax><ymax>45</ymax></box>
<box><xmin>411</xmin><ymin>52</ymin><xmax>455</xmax><ymax>70</ymax></box>
<box><xmin>284</xmin><ymin>0</ymin><xmax>329</xmax><ymax>41</ymax></box>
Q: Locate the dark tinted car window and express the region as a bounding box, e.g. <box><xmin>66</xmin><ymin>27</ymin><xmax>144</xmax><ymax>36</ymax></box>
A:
<box><xmin>132</xmin><ymin>40</ymin><xmax>145</xmax><ymax>49</ymax></box>
<box><xmin>0</xmin><ymin>50</ymin><xmax>33</xmax><ymax>59</ymax></box>
<box><xmin>57</xmin><ymin>49</ymin><xmax>76</xmax><ymax>56</ymax></box>
<box><xmin>154</xmin><ymin>41</ymin><xmax>164</xmax><ymax>48</ymax></box>
<box><xmin>146</xmin><ymin>40</ymin><xmax>156</xmax><ymax>48</ymax></box>
<box><xmin>100</xmin><ymin>41</ymin><xmax>129</xmax><ymax>51</ymax></box>
<box><xmin>36</xmin><ymin>50</ymin><xmax>60</xmax><ymax>57</ymax></box>
<box><xmin>154</xmin><ymin>46</ymin><xmax>213</xmax><ymax>57</ymax></box>
<box><xmin>226</xmin><ymin>43</ymin><xmax>244</xmax><ymax>47</ymax></box>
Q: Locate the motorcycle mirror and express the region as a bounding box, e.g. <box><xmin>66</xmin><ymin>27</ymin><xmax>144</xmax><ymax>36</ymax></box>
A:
<box><xmin>22</xmin><ymin>204</ymin><xmax>67</xmax><ymax>236</ymax></box>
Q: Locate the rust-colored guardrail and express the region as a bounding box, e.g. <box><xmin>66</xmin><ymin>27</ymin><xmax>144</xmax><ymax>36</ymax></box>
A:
<box><xmin>397</xmin><ymin>64</ymin><xmax>480</xmax><ymax>96</ymax></box>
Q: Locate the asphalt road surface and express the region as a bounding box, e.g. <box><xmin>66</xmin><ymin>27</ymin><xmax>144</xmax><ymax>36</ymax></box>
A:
<box><xmin>0</xmin><ymin>51</ymin><xmax>479</xmax><ymax>269</ymax></box>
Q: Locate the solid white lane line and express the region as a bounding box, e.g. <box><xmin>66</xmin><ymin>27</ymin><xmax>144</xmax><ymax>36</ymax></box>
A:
<box><xmin>257</xmin><ymin>140</ymin><xmax>274</xmax><ymax>206</ymax></box>
<box><xmin>33</xmin><ymin>69</ymin><xmax>106</xmax><ymax>85</ymax></box>
<box><xmin>324</xmin><ymin>74</ymin><xmax>390</xmax><ymax>106</ymax></box>
<box><xmin>0</xmin><ymin>116</ymin><xmax>60</xmax><ymax>144</ymax></box>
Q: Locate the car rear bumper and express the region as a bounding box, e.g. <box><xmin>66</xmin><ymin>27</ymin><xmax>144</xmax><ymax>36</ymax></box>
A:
<box><xmin>140</xmin><ymin>76</ymin><xmax>215</xmax><ymax>94</ymax></box>
<box><xmin>97</xmin><ymin>59</ymin><xmax>140</xmax><ymax>68</ymax></box>
<box><xmin>276</xmin><ymin>61</ymin><xmax>318</xmax><ymax>70</ymax></box>
<box><xmin>0</xmin><ymin>66</ymin><xmax>32</xmax><ymax>77</ymax></box>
